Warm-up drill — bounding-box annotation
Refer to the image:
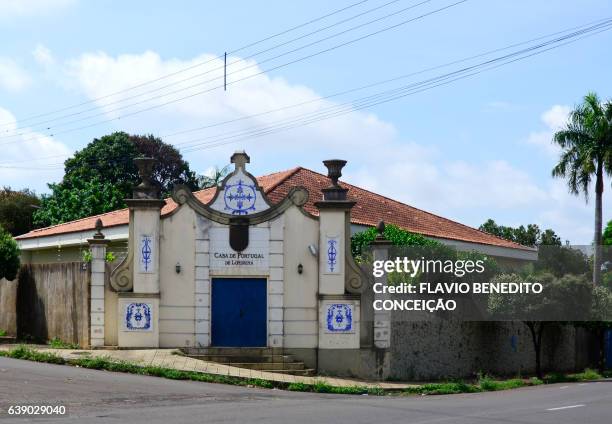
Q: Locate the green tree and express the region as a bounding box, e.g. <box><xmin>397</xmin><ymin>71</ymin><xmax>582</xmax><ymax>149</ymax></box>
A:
<box><xmin>0</xmin><ymin>187</ymin><xmax>40</xmax><ymax>236</ymax></box>
<box><xmin>479</xmin><ymin>219</ymin><xmax>562</xmax><ymax>247</ymax></box>
<box><xmin>34</xmin><ymin>132</ymin><xmax>200</xmax><ymax>227</ymax></box>
<box><xmin>487</xmin><ymin>273</ymin><xmax>592</xmax><ymax>378</ymax></box>
<box><xmin>573</xmin><ymin>286</ymin><xmax>612</xmax><ymax>372</ymax></box>
<box><xmin>552</xmin><ymin>92</ymin><xmax>612</xmax><ymax>285</ymax></box>
<box><xmin>197</xmin><ymin>165</ymin><xmax>230</xmax><ymax>188</ymax></box>
<box><xmin>540</xmin><ymin>229</ymin><xmax>562</xmax><ymax>246</ymax></box>
<box><xmin>603</xmin><ymin>220</ymin><xmax>612</xmax><ymax>246</ymax></box>
<box><xmin>0</xmin><ymin>225</ymin><xmax>20</xmax><ymax>281</ymax></box>
<box><xmin>351</xmin><ymin>223</ymin><xmax>439</xmax><ymax>259</ymax></box>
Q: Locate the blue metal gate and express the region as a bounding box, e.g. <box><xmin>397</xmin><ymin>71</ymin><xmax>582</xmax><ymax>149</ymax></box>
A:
<box><xmin>211</xmin><ymin>278</ymin><xmax>267</xmax><ymax>347</ymax></box>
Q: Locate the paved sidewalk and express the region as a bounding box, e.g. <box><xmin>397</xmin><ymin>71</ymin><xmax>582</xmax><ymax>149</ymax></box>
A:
<box><xmin>0</xmin><ymin>344</ymin><xmax>416</xmax><ymax>390</ymax></box>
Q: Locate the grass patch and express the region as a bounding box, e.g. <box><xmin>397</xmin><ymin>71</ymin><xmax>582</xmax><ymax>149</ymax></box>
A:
<box><xmin>477</xmin><ymin>373</ymin><xmax>527</xmax><ymax>391</ymax></box>
<box><xmin>2</xmin><ymin>346</ymin><xmax>607</xmax><ymax>397</ymax></box>
<box><xmin>0</xmin><ymin>329</ymin><xmax>7</xmax><ymax>337</ymax></box>
<box><xmin>543</xmin><ymin>369</ymin><xmax>602</xmax><ymax>384</ymax></box>
<box><xmin>0</xmin><ymin>346</ymin><xmax>380</xmax><ymax>395</ymax></box>
<box><xmin>48</xmin><ymin>337</ymin><xmax>80</xmax><ymax>350</ymax></box>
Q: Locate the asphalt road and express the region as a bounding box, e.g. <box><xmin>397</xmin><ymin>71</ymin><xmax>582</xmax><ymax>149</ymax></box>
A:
<box><xmin>0</xmin><ymin>357</ymin><xmax>611</xmax><ymax>423</ymax></box>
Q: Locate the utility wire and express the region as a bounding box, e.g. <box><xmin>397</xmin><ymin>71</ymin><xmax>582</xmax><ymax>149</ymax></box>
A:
<box><xmin>0</xmin><ymin>0</ymin><xmax>466</xmax><ymax>144</ymax></box>
<box><xmin>5</xmin><ymin>18</ymin><xmax>609</xmax><ymax>170</ymax></box>
<box><xmin>0</xmin><ymin>0</ymin><xmax>406</xmax><ymax>133</ymax></box>
<box><xmin>0</xmin><ymin>0</ymin><xmax>439</xmax><ymax>137</ymax></box>
<box><xmin>0</xmin><ymin>0</ymin><xmax>372</xmax><ymax>127</ymax></box>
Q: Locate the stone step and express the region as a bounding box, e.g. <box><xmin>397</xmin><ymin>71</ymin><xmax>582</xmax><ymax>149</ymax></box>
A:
<box><xmin>182</xmin><ymin>347</ymin><xmax>285</xmax><ymax>356</ymax></box>
<box><xmin>0</xmin><ymin>336</ymin><xmax>16</xmax><ymax>345</ymax></box>
<box><xmin>265</xmin><ymin>368</ymin><xmax>316</xmax><ymax>376</ymax></box>
<box><xmin>187</xmin><ymin>354</ymin><xmax>295</xmax><ymax>364</ymax></box>
<box><xmin>227</xmin><ymin>362</ymin><xmax>305</xmax><ymax>371</ymax></box>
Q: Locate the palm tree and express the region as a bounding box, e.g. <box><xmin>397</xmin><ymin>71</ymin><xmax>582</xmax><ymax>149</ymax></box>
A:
<box><xmin>197</xmin><ymin>165</ymin><xmax>230</xmax><ymax>189</ymax></box>
<box><xmin>552</xmin><ymin>92</ymin><xmax>612</xmax><ymax>285</ymax></box>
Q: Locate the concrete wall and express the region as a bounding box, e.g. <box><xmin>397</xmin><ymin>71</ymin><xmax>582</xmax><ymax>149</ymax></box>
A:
<box><xmin>0</xmin><ymin>278</ymin><xmax>18</xmax><ymax>336</ymax></box>
<box><xmin>389</xmin><ymin>320</ymin><xmax>589</xmax><ymax>380</ymax></box>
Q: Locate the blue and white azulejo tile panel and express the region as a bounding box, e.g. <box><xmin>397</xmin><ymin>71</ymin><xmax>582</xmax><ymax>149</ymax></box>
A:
<box><xmin>324</xmin><ymin>235</ymin><xmax>340</xmax><ymax>274</ymax></box>
<box><xmin>209</xmin><ymin>169</ymin><xmax>270</xmax><ymax>215</ymax></box>
<box><xmin>326</xmin><ymin>303</ymin><xmax>353</xmax><ymax>333</ymax></box>
<box><xmin>139</xmin><ymin>234</ymin><xmax>154</xmax><ymax>273</ymax></box>
<box><xmin>124</xmin><ymin>302</ymin><xmax>153</xmax><ymax>331</ymax></box>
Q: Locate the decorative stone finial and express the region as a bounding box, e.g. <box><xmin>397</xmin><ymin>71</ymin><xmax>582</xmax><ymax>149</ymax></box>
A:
<box><xmin>132</xmin><ymin>157</ymin><xmax>159</xmax><ymax>199</ymax></box>
<box><xmin>320</xmin><ymin>159</ymin><xmax>350</xmax><ymax>202</ymax></box>
<box><xmin>376</xmin><ymin>220</ymin><xmax>386</xmax><ymax>239</ymax></box>
<box><xmin>322</xmin><ymin>159</ymin><xmax>347</xmax><ymax>187</ymax></box>
<box><xmin>93</xmin><ymin>218</ymin><xmax>105</xmax><ymax>239</ymax></box>
<box><xmin>231</xmin><ymin>151</ymin><xmax>250</xmax><ymax>171</ymax></box>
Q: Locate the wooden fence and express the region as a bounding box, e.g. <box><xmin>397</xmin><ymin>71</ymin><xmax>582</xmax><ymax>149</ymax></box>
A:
<box><xmin>0</xmin><ymin>278</ymin><xmax>18</xmax><ymax>336</ymax></box>
<box><xmin>11</xmin><ymin>262</ymin><xmax>90</xmax><ymax>347</ymax></box>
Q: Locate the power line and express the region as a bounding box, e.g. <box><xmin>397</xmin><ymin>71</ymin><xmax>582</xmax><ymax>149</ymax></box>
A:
<box><xmin>0</xmin><ymin>0</ymin><xmax>438</xmax><ymax>137</ymax></box>
<box><xmin>4</xmin><ymin>18</ymin><xmax>609</xmax><ymax>170</ymax></box>
<box><xmin>0</xmin><ymin>0</ymin><xmax>466</xmax><ymax>144</ymax></box>
<box><xmin>0</xmin><ymin>0</ymin><xmax>372</xmax><ymax>128</ymax></box>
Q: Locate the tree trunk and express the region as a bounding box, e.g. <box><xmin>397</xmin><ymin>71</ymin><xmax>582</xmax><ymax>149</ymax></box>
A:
<box><xmin>527</xmin><ymin>322</ymin><xmax>545</xmax><ymax>379</ymax></box>
<box><xmin>593</xmin><ymin>161</ymin><xmax>604</xmax><ymax>285</ymax></box>
<box><xmin>597</xmin><ymin>327</ymin><xmax>605</xmax><ymax>373</ymax></box>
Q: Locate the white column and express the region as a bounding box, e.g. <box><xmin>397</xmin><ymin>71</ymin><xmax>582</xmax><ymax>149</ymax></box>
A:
<box><xmin>88</xmin><ymin>236</ymin><xmax>109</xmax><ymax>347</ymax></box>
<box><xmin>372</xmin><ymin>243</ymin><xmax>391</xmax><ymax>349</ymax></box>
<box><xmin>317</xmin><ymin>209</ymin><xmax>347</xmax><ymax>295</ymax></box>
<box><xmin>194</xmin><ymin>215</ymin><xmax>211</xmax><ymax>348</ymax></box>
<box><xmin>268</xmin><ymin>216</ymin><xmax>285</xmax><ymax>347</ymax></box>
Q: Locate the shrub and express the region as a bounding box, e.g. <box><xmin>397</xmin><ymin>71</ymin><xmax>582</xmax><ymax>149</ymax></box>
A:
<box><xmin>0</xmin><ymin>225</ymin><xmax>19</xmax><ymax>281</ymax></box>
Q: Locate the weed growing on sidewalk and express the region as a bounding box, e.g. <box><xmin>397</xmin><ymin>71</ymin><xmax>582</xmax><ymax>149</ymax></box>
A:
<box><xmin>0</xmin><ymin>346</ymin><xmax>380</xmax><ymax>395</ymax></box>
<box><xmin>0</xmin><ymin>346</ymin><xmax>606</xmax><ymax>396</ymax></box>
<box><xmin>48</xmin><ymin>338</ymin><xmax>80</xmax><ymax>349</ymax></box>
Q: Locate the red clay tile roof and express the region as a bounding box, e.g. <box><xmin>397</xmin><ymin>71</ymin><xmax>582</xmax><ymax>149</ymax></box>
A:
<box><xmin>16</xmin><ymin>167</ymin><xmax>530</xmax><ymax>251</ymax></box>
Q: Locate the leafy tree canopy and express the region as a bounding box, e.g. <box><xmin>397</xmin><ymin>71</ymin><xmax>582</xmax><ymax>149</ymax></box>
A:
<box><xmin>479</xmin><ymin>219</ymin><xmax>561</xmax><ymax>247</ymax></box>
<box><xmin>487</xmin><ymin>272</ymin><xmax>593</xmax><ymax>378</ymax></box>
<box><xmin>0</xmin><ymin>187</ymin><xmax>40</xmax><ymax>236</ymax></box>
<box><xmin>197</xmin><ymin>165</ymin><xmax>230</xmax><ymax>189</ymax></box>
<box><xmin>34</xmin><ymin>132</ymin><xmax>200</xmax><ymax>227</ymax></box>
<box><xmin>0</xmin><ymin>225</ymin><xmax>20</xmax><ymax>281</ymax></box>
<box><xmin>603</xmin><ymin>220</ymin><xmax>612</xmax><ymax>246</ymax></box>
<box><xmin>351</xmin><ymin>223</ymin><xmax>439</xmax><ymax>259</ymax></box>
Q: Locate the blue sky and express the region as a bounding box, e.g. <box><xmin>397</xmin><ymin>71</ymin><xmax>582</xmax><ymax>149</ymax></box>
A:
<box><xmin>0</xmin><ymin>0</ymin><xmax>610</xmax><ymax>243</ymax></box>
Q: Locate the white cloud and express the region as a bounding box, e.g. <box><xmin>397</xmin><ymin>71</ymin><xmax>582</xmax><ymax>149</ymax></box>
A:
<box><xmin>525</xmin><ymin>104</ymin><xmax>570</xmax><ymax>156</ymax></box>
<box><xmin>0</xmin><ymin>0</ymin><xmax>76</xmax><ymax>19</ymax></box>
<box><xmin>61</xmin><ymin>51</ymin><xmax>601</xmax><ymax>243</ymax></box>
<box><xmin>542</xmin><ymin>105</ymin><xmax>571</xmax><ymax>129</ymax></box>
<box><xmin>0</xmin><ymin>107</ymin><xmax>71</xmax><ymax>192</ymax></box>
<box><xmin>32</xmin><ymin>44</ymin><xmax>55</xmax><ymax>67</ymax></box>
<box><xmin>0</xmin><ymin>58</ymin><xmax>31</xmax><ymax>92</ymax></box>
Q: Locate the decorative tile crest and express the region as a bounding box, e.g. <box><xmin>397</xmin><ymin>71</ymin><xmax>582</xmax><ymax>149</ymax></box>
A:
<box><xmin>223</xmin><ymin>178</ymin><xmax>257</xmax><ymax>215</ymax></box>
<box><xmin>125</xmin><ymin>303</ymin><xmax>152</xmax><ymax>331</ymax></box>
<box><xmin>207</xmin><ymin>152</ymin><xmax>271</xmax><ymax>216</ymax></box>
<box><xmin>326</xmin><ymin>303</ymin><xmax>353</xmax><ymax>332</ymax></box>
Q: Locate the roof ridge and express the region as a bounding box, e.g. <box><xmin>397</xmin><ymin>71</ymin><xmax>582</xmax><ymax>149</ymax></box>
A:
<box><xmin>21</xmin><ymin>207</ymin><xmax>130</xmax><ymax>236</ymax></box>
<box><xmin>296</xmin><ymin>167</ymin><xmax>531</xmax><ymax>251</ymax></box>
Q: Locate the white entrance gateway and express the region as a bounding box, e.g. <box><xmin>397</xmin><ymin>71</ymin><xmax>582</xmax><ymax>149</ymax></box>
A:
<box><xmin>90</xmin><ymin>151</ymin><xmax>373</xmax><ymax>374</ymax></box>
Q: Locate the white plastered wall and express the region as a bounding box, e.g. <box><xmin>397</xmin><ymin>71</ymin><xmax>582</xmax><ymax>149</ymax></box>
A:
<box><xmin>282</xmin><ymin>206</ymin><xmax>320</xmax><ymax>349</ymax></box>
<box><xmin>158</xmin><ymin>205</ymin><xmax>197</xmax><ymax>348</ymax></box>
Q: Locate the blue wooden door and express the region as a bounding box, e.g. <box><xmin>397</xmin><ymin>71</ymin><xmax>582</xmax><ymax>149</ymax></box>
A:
<box><xmin>211</xmin><ymin>278</ymin><xmax>267</xmax><ymax>347</ymax></box>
